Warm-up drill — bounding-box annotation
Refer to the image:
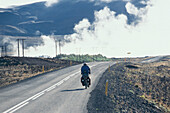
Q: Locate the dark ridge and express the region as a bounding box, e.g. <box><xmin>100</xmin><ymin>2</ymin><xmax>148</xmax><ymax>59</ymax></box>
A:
<box><xmin>126</xmin><ymin>64</ymin><xmax>139</xmax><ymax>69</ymax></box>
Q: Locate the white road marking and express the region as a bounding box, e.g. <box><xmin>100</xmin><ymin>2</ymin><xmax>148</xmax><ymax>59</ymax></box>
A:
<box><xmin>3</xmin><ymin>64</ymin><xmax>98</xmax><ymax>113</ymax></box>
<box><xmin>63</xmin><ymin>76</ymin><xmax>70</xmax><ymax>81</ymax></box>
<box><xmin>32</xmin><ymin>93</ymin><xmax>44</xmax><ymax>100</ymax></box>
<box><xmin>45</xmin><ymin>87</ymin><xmax>53</xmax><ymax>92</ymax></box>
<box><xmin>45</xmin><ymin>86</ymin><xmax>56</xmax><ymax>92</ymax></box>
<box><xmin>9</xmin><ymin>102</ymin><xmax>29</xmax><ymax>113</ymax></box>
<box><xmin>3</xmin><ymin>98</ymin><xmax>31</xmax><ymax>113</ymax></box>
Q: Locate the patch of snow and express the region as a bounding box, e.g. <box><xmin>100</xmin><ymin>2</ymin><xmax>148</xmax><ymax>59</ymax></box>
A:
<box><xmin>27</xmin><ymin>16</ymin><xmax>38</xmax><ymax>20</ymax></box>
<box><xmin>6</xmin><ymin>25</ymin><xmax>26</xmax><ymax>33</ymax></box>
<box><xmin>18</xmin><ymin>20</ymin><xmax>53</xmax><ymax>25</ymax></box>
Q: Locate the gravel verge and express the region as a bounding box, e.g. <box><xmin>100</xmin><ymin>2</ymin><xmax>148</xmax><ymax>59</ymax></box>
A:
<box><xmin>87</xmin><ymin>61</ymin><xmax>169</xmax><ymax>113</ymax></box>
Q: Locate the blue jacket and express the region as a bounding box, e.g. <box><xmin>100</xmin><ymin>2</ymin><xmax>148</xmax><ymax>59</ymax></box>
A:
<box><xmin>81</xmin><ymin>65</ymin><xmax>90</xmax><ymax>76</ymax></box>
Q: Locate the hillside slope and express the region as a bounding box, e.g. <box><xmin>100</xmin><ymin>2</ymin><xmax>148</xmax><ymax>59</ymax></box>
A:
<box><xmin>0</xmin><ymin>0</ymin><xmax>145</xmax><ymax>36</ymax></box>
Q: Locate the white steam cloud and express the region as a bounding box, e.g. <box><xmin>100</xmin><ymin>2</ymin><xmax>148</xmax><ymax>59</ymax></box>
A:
<box><xmin>126</xmin><ymin>2</ymin><xmax>146</xmax><ymax>17</ymax></box>
<box><xmin>25</xmin><ymin>35</ymin><xmax>56</xmax><ymax>57</ymax></box>
<box><xmin>24</xmin><ymin>0</ymin><xmax>170</xmax><ymax>58</ymax></box>
<box><xmin>61</xmin><ymin>0</ymin><xmax>170</xmax><ymax>57</ymax></box>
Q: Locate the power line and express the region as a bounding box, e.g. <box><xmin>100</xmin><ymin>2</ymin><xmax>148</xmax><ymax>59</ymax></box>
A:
<box><xmin>0</xmin><ymin>46</ymin><xmax>4</xmax><ymax>57</ymax></box>
<box><xmin>55</xmin><ymin>40</ymin><xmax>58</xmax><ymax>57</ymax></box>
<box><xmin>59</xmin><ymin>40</ymin><xmax>61</xmax><ymax>55</ymax></box>
<box><xmin>21</xmin><ymin>39</ymin><xmax>25</xmax><ymax>57</ymax></box>
<box><xmin>17</xmin><ymin>39</ymin><xmax>20</xmax><ymax>57</ymax></box>
<box><xmin>0</xmin><ymin>44</ymin><xmax>8</xmax><ymax>57</ymax></box>
<box><xmin>4</xmin><ymin>43</ymin><xmax>7</xmax><ymax>57</ymax></box>
<box><xmin>17</xmin><ymin>39</ymin><xmax>26</xmax><ymax>57</ymax></box>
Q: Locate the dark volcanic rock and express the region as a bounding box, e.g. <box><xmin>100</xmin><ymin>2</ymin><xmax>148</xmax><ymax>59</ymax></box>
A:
<box><xmin>87</xmin><ymin>63</ymin><xmax>165</xmax><ymax>113</ymax></box>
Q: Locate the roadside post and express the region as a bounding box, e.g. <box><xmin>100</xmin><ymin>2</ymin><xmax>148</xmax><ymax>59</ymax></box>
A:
<box><xmin>105</xmin><ymin>80</ymin><xmax>108</xmax><ymax>96</ymax></box>
<box><xmin>42</xmin><ymin>65</ymin><xmax>44</xmax><ymax>73</ymax></box>
<box><xmin>127</xmin><ymin>52</ymin><xmax>131</xmax><ymax>62</ymax></box>
<box><xmin>70</xmin><ymin>61</ymin><xmax>72</xmax><ymax>66</ymax></box>
<box><xmin>109</xmin><ymin>65</ymin><xmax>111</xmax><ymax>73</ymax></box>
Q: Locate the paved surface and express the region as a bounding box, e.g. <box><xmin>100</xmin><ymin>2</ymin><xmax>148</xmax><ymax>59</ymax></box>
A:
<box><xmin>0</xmin><ymin>62</ymin><xmax>113</xmax><ymax>113</ymax></box>
<box><xmin>140</xmin><ymin>56</ymin><xmax>165</xmax><ymax>63</ymax></box>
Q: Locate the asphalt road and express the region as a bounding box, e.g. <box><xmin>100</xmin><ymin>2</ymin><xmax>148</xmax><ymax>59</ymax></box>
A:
<box><xmin>140</xmin><ymin>56</ymin><xmax>165</xmax><ymax>63</ymax></box>
<box><xmin>0</xmin><ymin>62</ymin><xmax>113</xmax><ymax>113</ymax></box>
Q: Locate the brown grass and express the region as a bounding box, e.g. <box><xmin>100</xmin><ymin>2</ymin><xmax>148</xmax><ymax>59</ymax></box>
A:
<box><xmin>0</xmin><ymin>57</ymin><xmax>80</xmax><ymax>87</ymax></box>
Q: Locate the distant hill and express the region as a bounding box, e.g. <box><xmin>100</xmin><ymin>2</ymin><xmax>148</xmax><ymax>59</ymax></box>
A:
<box><xmin>0</xmin><ymin>0</ymin><xmax>145</xmax><ymax>36</ymax></box>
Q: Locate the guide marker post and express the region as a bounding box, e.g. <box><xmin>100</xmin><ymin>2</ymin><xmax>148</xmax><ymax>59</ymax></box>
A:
<box><xmin>105</xmin><ymin>80</ymin><xmax>108</xmax><ymax>96</ymax></box>
<box><xmin>42</xmin><ymin>65</ymin><xmax>44</xmax><ymax>73</ymax></box>
<box><xmin>70</xmin><ymin>61</ymin><xmax>72</xmax><ymax>66</ymax></box>
<box><xmin>109</xmin><ymin>65</ymin><xmax>111</xmax><ymax>73</ymax></box>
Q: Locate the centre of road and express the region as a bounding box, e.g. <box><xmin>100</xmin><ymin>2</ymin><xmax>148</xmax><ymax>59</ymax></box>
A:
<box><xmin>3</xmin><ymin>64</ymin><xmax>98</xmax><ymax>113</ymax></box>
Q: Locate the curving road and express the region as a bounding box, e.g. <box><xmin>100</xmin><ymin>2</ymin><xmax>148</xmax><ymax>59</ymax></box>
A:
<box><xmin>140</xmin><ymin>56</ymin><xmax>165</xmax><ymax>63</ymax></box>
<box><xmin>0</xmin><ymin>62</ymin><xmax>113</xmax><ymax>113</ymax></box>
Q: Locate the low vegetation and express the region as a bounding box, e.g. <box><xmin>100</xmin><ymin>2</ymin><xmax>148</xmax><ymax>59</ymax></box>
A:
<box><xmin>56</xmin><ymin>54</ymin><xmax>110</xmax><ymax>62</ymax></box>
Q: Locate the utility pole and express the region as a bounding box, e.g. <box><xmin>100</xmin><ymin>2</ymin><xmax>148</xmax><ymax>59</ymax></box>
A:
<box><xmin>76</xmin><ymin>48</ymin><xmax>78</xmax><ymax>62</ymax></box>
<box><xmin>92</xmin><ymin>47</ymin><xmax>95</xmax><ymax>62</ymax></box>
<box><xmin>93</xmin><ymin>55</ymin><xmax>94</xmax><ymax>62</ymax></box>
<box><xmin>79</xmin><ymin>48</ymin><xmax>81</xmax><ymax>62</ymax></box>
<box><xmin>17</xmin><ymin>39</ymin><xmax>20</xmax><ymax>57</ymax></box>
<box><xmin>0</xmin><ymin>46</ymin><xmax>4</xmax><ymax>57</ymax></box>
<box><xmin>59</xmin><ymin>40</ymin><xmax>61</xmax><ymax>55</ymax></box>
<box><xmin>4</xmin><ymin>43</ymin><xmax>7</xmax><ymax>57</ymax></box>
<box><xmin>55</xmin><ymin>40</ymin><xmax>58</xmax><ymax>57</ymax></box>
<box><xmin>21</xmin><ymin>39</ymin><xmax>25</xmax><ymax>57</ymax></box>
<box><xmin>17</xmin><ymin>39</ymin><xmax>26</xmax><ymax>57</ymax></box>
